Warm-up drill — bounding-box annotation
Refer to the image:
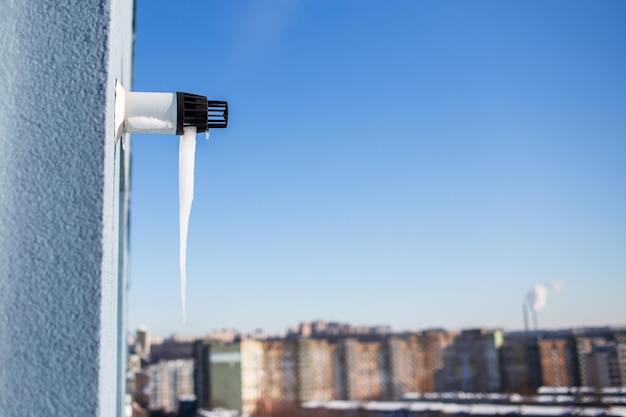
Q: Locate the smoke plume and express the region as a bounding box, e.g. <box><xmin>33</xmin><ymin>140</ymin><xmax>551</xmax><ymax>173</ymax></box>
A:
<box><xmin>526</xmin><ymin>284</ymin><xmax>548</xmax><ymax>311</ymax></box>
<box><xmin>525</xmin><ymin>280</ymin><xmax>564</xmax><ymax>311</ymax></box>
<box><xmin>549</xmin><ymin>279</ymin><xmax>564</xmax><ymax>293</ymax></box>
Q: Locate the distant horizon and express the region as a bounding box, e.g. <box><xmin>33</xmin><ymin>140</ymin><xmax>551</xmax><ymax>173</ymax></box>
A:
<box><xmin>135</xmin><ymin>320</ymin><xmax>626</xmax><ymax>340</ymax></box>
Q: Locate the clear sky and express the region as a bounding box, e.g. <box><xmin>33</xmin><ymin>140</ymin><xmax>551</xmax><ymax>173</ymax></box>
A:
<box><xmin>129</xmin><ymin>0</ymin><xmax>626</xmax><ymax>337</ymax></box>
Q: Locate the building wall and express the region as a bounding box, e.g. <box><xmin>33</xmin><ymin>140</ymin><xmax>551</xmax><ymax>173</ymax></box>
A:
<box><xmin>150</xmin><ymin>339</ymin><xmax>194</xmax><ymax>362</ymax></box>
<box><xmin>210</xmin><ymin>341</ymin><xmax>244</xmax><ymax>413</ymax></box>
<box><xmin>500</xmin><ymin>334</ymin><xmax>542</xmax><ymax>394</ymax></box>
<box><xmin>576</xmin><ymin>337</ymin><xmax>608</xmax><ymax>386</ymax></box>
<box><xmin>148</xmin><ymin>360</ymin><xmax>195</xmax><ymax>413</ymax></box>
<box><xmin>386</xmin><ymin>336</ymin><xmax>415</xmax><ymax>399</ymax></box>
<box><xmin>0</xmin><ymin>1</ymin><xmax>133</xmax><ymax>416</ymax></box>
<box><xmin>208</xmin><ymin>339</ymin><xmax>265</xmax><ymax>417</ymax></box>
<box><xmin>262</xmin><ymin>340</ymin><xmax>298</xmax><ymax>403</ymax></box>
<box><xmin>136</xmin><ymin>328</ymin><xmax>151</xmax><ymax>357</ymax></box>
<box><xmin>416</xmin><ymin>330</ymin><xmax>455</xmax><ymax>393</ymax></box>
<box><xmin>618</xmin><ymin>343</ymin><xmax>626</xmax><ymax>387</ymax></box>
<box><xmin>539</xmin><ymin>339</ymin><xmax>578</xmax><ymax>387</ymax></box>
<box><xmin>193</xmin><ymin>340</ymin><xmax>211</xmax><ymax>409</ymax></box>
<box><xmin>437</xmin><ymin>329</ymin><xmax>502</xmax><ymax>393</ymax></box>
<box><xmin>346</xmin><ymin>340</ymin><xmax>383</xmax><ymax>400</ymax></box>
<box><xmin>585</xmin><ymin>344</ymin><xmax>624</xmax><ymax>388</ymax></box>
<box><xmin>298</xmin><ymin>338</ymin><xmax>333</xmax><ymax>401</ymax></box>
<box><xmin>134</xmin><ymin>371</ymin><xmax>150</xmax><ymax>411</ymax></box>
<box><xmin>241</xmin><ymin>340</ymin><xmax>265</xmax><ymax>417</ymax></box>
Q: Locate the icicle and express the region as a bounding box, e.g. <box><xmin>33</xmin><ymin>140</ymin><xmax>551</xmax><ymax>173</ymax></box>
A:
<box><xmin>179</xmin><ymin>126</ymin><xmax>197</xmax><ymax>322</ymax></box>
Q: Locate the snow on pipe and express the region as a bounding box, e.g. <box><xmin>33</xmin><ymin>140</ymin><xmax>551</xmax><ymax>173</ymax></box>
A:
<box><xmin>114</xmin><ymin>81</ymin><xmax>228</xmax><ymax>322</ymax></box>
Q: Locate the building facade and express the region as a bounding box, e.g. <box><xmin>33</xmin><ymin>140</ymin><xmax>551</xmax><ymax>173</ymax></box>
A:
<box><xmin>0</xmin><ymin>1</ymin><xmax>133</xmax><ymax>415</ymax></box>
<box><xmin>539</xmin><ymin>338</ymin><xmax>579</xmax><ymax>387</ymax></box>
<box><xmin>500</xmin><ymin>333</ymin><xmax>542</xmax><ymax>393</ymax></box>
<box><xmin>339</xmin><ymin>338</ymin><xmax>384</xmax><ymax>400</ymax></box>
<box><xmin>415</xmin><ymin>330</ymin><xmax>456</xmax><ymax>393</ymax></box>
<box><xmin>136</xmin><ymin>327</ymin><xmax>151</xmax><ymax>357</ymax></box>
<box><xmin>257</xmin><ymin>340</ymin><xmax>300</xmax><ymax>416</ymax></box>
<box><xmin>209</xmin><ymin>339</ymin><xmax>265</xmax><ymax>417</ymax></box>
<box><xmin>584</xmin><ymin>343</ymin><xmax>626</xmax><ymax>388</ymax></box>
<box><xmin>262</xmin><ymin>340</ymin><xmax>298</xmax><ymax>403</ymax></box>
<box><xmin>148</xmin><ymin>359</ymin><xmax>195</xmax><ymax>413</ymax></box>
<box><xmin>298</xmin><ymin>338</ymin><xmax>334</xmax><ymax>401</ymax></box>
<box><xmin>437</xmin><ymin>329</ymin><xmax>503</xmax><ymax>393</ymax></box>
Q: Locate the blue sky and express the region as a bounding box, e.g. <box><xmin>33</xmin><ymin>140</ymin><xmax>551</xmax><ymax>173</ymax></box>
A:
<box><xmin>129</xmin><ymin>0</ymin><xmax>626</xmax><ymax>337</ymax></box>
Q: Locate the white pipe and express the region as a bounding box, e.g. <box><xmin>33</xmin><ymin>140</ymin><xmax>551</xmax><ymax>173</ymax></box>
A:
<box><xmin>114</xmin><ymin>81</ymin><xmax>227</xmax><ymax>141</ymax></box>
<box><xmin>124</xmin><ymin>92</ymin><xmax>177</xmax><ymax>134</ymax></box>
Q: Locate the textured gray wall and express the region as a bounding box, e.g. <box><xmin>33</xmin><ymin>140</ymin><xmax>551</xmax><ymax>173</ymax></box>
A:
<box><xmin>0</xmin><ymin>0</ymin><xmax>133</xmax><ymax>415</ymax></box>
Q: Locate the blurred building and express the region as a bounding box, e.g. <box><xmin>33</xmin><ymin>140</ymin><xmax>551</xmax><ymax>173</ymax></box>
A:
<box><xmin>325</xmin><ymin>322</ymin><xmax>352</xmax><ymax>336</ymax></box>
<box><xmin>538</xmin><ymin>338</ymin><xmax>579</xmax><ymax>387</ymax></box>
<box><xmin>335</xmin><ymin>338</ymin><xmax>384</xmax><ymax>400</ymax></box>
<box><xmin>618</xmin><ymin>342</ymin><xmax>626</xmax><ymax>385</ymax></box>
<box><xmin>263</xmin><ymin>339</ymin><xmax>298</xmax><ymax>402</ymax></box>
<box><xmin>330</xmin><ymin>335</ymin><xmax>420</xmax><ymax>401</ymax></box>
<box><xmin>257</xmin><ymin>339</ymin><xmax>299</xmax><ymax>416</ymax></box>
<box><xmin>576</xmin><ymin>337</ymin><xmax>610</xmax><ymax>386</ymax></box>
<box><xmin>191</xmin><ymin>324</ymin><xmax>626</xmax><ymax>414</ymax></box>
<box><xmin>128</xmin><ymin>354</ymin><xmax>142</xmax><ymax>373</ymax></box>
<box><xmin>150</xmin><ymin>338</ymin><xmax>194</xmax><ymax>363</ymax></box>
<box><xmin>148</xmin><ymin>359</ymin><xmax>195</xmax><ymax>414</ymax></box>
<box><xmin>290</xmin><ymin>321</ymin><xmax>392</xmax><ymax>338</ymax></box>
<box><xmin>584</xmin><ymin>343</ymin><xmax>626</xmax><ymax>388</ymax></box>
<box><xmin>415</xmin><ymin>329</ymin><xmax>456</xmax><ymax>393</ymax></box>
<box><xmin>135</xmin><ymin>327</ymin><xmax>151</xmax><ymax>357</ymax></box>
<box><xmin>178</xmin><ymin>395</ymin><xmax>198</xmax><ymax>417</ymax></box>
<box><xmin>209</xmin><ymin>339</ymin><xmax>265</xmax><ymax>417</ymax></box>
<box><xmin>193</xmin><ymin>339</ymin><xmax>212</xmax><ymax>410</ymax></box>
<box><xmin>205</xmin><ymin>329</ymin><xmax>240</xmax><ymax>343</ymax></box>
<box><xmin>133</xmin><ymin>370</ymin><xmax>150</xmax><ymax>411</ymax></box>
<box><xmin>437</xmin><ymin>329</ymin><xmax>503</xmax><ymax>392</ymax></box>
<box><xmin>500</xmin><ymin>333</ymin><xmax>542</xmax><ymax>393</ymax></box>
<box><xmin>384</xmin><ymin>336</ymin><xmax>416</xmax><ymax>399</ymax></box>
<box><xmin>298</xmin><ymin>338</ymin><xmax>334</xmax><ymax>401</ymax></box>
<box><xmin>300</xmin><ymin>322</ymin><xmax>313</xmax><ymax>338</ymax></box>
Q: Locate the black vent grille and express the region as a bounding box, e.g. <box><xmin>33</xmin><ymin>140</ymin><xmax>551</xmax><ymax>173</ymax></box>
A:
<box><xmin>176</xmin><ymin>93</ymin><xmax>229</xmax><ymax>135</ymax></box>
<box><xmin>176</xmin><ymin>92</ymin><xmax>207</xmax><ymax>135</ymax></box>
<box><xmin>207</xmin><ymin>100</ymin><xmax>228</xmax><ymax>129</ymax></box>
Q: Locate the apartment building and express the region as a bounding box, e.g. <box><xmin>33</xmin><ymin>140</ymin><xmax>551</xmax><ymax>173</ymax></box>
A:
<box><xmin>436</xmin><ymin>329</ymin><xmax>503</xmax><ymax>393</ymax></box>
<box><xmin>500</xmin><ymin>333</ymin><xmax>542</xmax><ymax>393</ymax></box>
<box><xmin>148</xmin><ymin>359</ymin><xmax>195</xmax><ymax>413</ymax></box>
<box><xmin>415</xmin><ymin>329</ymin><xmax>456</xmax><ymax>393</ymax></box>
<box><xmin>209</xmin><ymin>339</ymin><xmax>265</xmax><ymax>417</ymax></box>
<box><xmin>585</xmin><ymin>343</ymin><xmax>626</xmax><ymax>388</ymax></box>
<box><xmin>336</xmin><ymin>338</ymin><xmax>384</xmax><ymax>400</ymax></box>
<box><xmin>539</xmin><ymin>338</ymin><xmax>579</xmax><ymax>387</ymax></box>
<box><xmin>298</xmin><ymin>338</ymin><xmax>334</xmax><ymax>401</ymax></box>
<box><xmin>260</xmin><ymin>339</ymin><xmax>299</xmax><ymax>412</ymax></box>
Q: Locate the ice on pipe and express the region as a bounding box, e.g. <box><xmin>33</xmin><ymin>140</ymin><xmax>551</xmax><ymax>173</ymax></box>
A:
<box><xmin>179</xmin><ymin>126</ymin><xmax>197</xmax><ymax>322</ymax></box>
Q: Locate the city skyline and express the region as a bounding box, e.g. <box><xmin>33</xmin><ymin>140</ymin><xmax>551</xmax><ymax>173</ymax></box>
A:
<box><xmin>136</xmin><ymin>319</ymin><xmax>626</xmax><ymax>342</ymax></box>
<box><xmin>132</xmin><ymin>322</ymin><xmax>626</xmax><ymax>415</ymax></box>
<box><xmin>129</xmin><ymin>1</ymin><xmax>626</xmax><ymax>337</ymax></box>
